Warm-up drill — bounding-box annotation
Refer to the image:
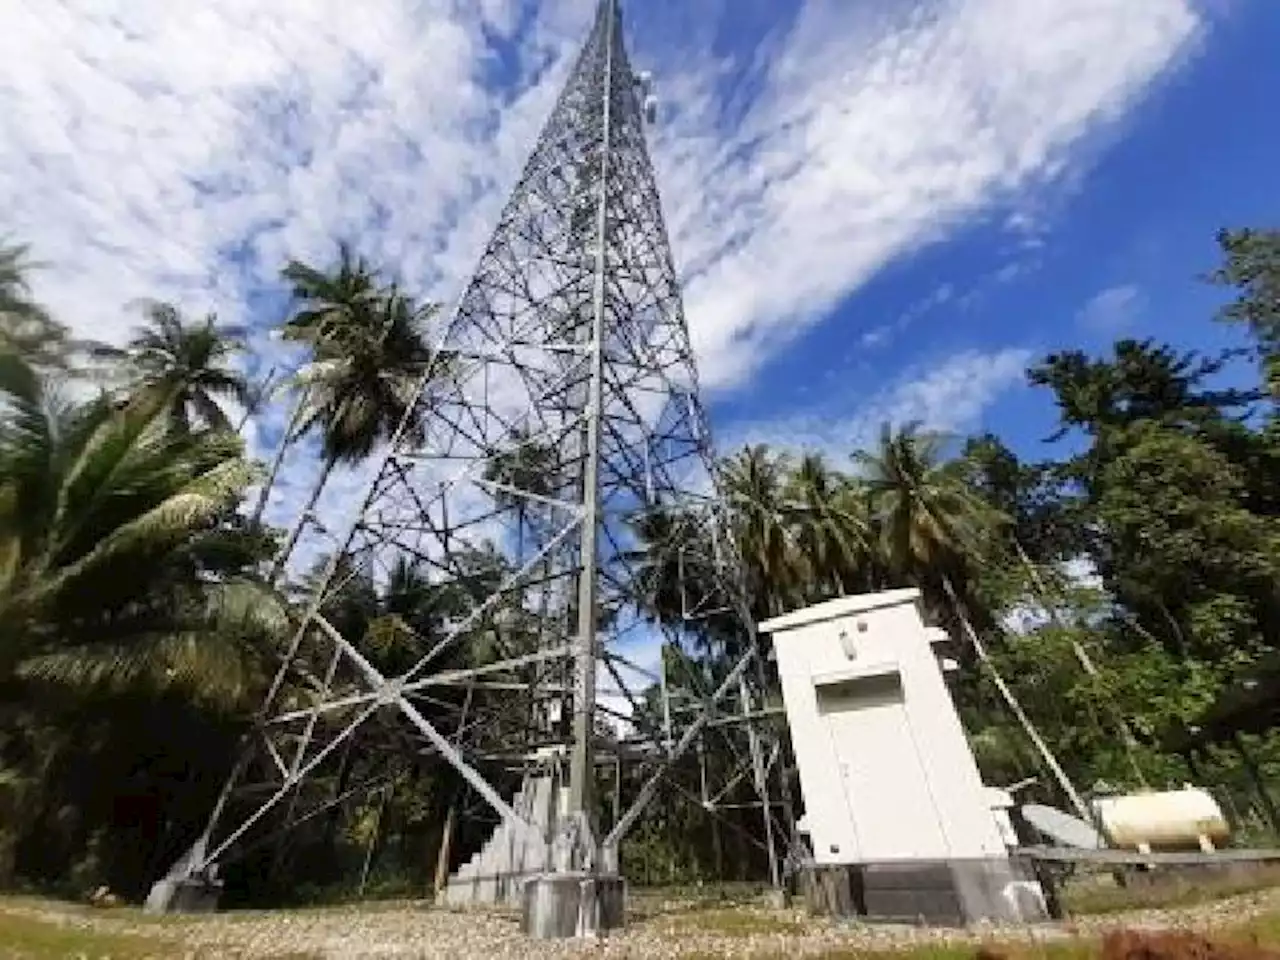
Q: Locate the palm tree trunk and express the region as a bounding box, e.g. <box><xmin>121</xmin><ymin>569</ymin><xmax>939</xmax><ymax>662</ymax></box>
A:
<box><xmin>1012</xmin><ymin>539</ymin><xmax>1148</xmax><ymax>788</ymax></box>
<box><xmin>234</xmin><ymin>365</ymin><xmax>278</xmax><ymax>434</ymax></box>
<box><xmin>432</xmin><ymin>683</ymin><xmax>475</xmax><ymax>899</ymax></box>
<box><xmin>269</xmin><ymin>450</ymin><xmax>337</xmax><ymax>583</ymax></box>
<box><xmin>250</xmin><ymin>386</ymin><xmax>310</xmax><ymax>527</ymax></box>
<box><xmin>697</xmin><ymin>736</ymin><xmax>724</xmax><ymax>880</ymax></box>
<box><xmin>322</xmin><ymin>738</ymin><xmax>357</xmax><ymax>856</ymax></box>
<box><xmin>432</xmin><ymin>796</ymin><xmax>458</xmax><ymax>899</ymax></box>
<box><xmin>939</xmin><ymin>573</ymin><xmax>1091</xmax><ymax>823</ymax></box>
<box><xmin>357</xmin><ymin>783</ymin><xmax>392</xmax><ymax>898</ymax></box>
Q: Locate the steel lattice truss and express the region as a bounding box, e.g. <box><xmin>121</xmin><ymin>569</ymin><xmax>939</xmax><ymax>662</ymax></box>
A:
<box><xmin>172</xmin><ymin>0</ymin><xmax>790</xmax><ymax>889</ymax></box>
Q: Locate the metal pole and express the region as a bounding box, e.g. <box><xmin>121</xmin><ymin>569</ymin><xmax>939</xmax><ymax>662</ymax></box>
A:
<box><xmin>1013</xmin><ymin>538</ymin><xmax>1147</xmax><ymax>787</ymax></box>
<box><xmin>564</xmin><ymin>0</ymin><xmax>615</xmax><ymax>869</ymax></box>
<box><xmin>739</xmin><ymin>674</ymin><xmax>780</xmax><ymax>889</ymax></box>
<box><xmin>658</xmin><ymin>642</ymin><xmax>674</xmax><ymax>752</ymax></box>
<box><xmin>941</xmin><ymin>574</ymin><xmax>1091</xmax><ymax>823</ymax></box>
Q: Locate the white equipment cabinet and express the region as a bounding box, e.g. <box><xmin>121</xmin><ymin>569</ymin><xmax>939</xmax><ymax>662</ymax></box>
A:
<box><xmin>761</xmin><ymin>588</ymin><xmax>1048</xmax><ymax>925</ymax></box>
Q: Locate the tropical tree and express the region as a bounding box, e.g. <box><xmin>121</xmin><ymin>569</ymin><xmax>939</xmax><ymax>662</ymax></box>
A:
<box><xmin>719</xmin><ymin>445</ymin><xmax>799</xmax><ymax>619</ymax></box>
<box><xmin>856</xmin><ymin>422</ymin><xmax>1090</xmax><ymax>820</ymax></box>
<box><xmin>0</xmin><ymin>351</ymin><xmax>279</xmax><ymax>692</ymax></box>
<box><xmin>0</xmin><ymin>349</ymin><xmax>285</xmax><ymax>893</ymax></box>
<box><xmin>1028</xmin><ymin>339</ymin><xmax>1280</xmax><ymax>692</ymax></box>
<box><xmin>784</xmin><ymin>452</ymin><xmax>871</xmax><ymax>598</ymax></box>
<box><xmin>268</xmin><ymin>250</ymin><xmax>447</xmax><ymax>581</ymax></box>
<box><xmin>1208</xmin><ymin>227</ymin><xmax>1280</xmax><ymax>396</ymax></box>
<box><xmin>855</xmin><ymin>423</ymin><xmax>1003</xmax><ymax>580</ymax></box>
<box><xmin>961</xmin><ymin>433</ymin><xmax>1150</xmax><ymax>786</ymax></box>
<box><xmin>279</xmin><ymin>244</ymin><xmax>383</xmax><ymax>348</ymax></box>
<box><xmin>97</xmin><ymin>300</ymin><xmax>252</xmax><ymax>434</ymax></box>
<box><xmin>0</xmin><ymin>241</ymin><xmax>81</xmax><ymax>370</ymax></box>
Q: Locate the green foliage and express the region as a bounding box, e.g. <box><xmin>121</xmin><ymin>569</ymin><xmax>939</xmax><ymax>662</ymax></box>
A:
<box><xmin>0</xmin><ymin>242</ymin><xmax>80</xmax><ymax>372</ymax></box>
<box><xmin>1210</xmin><ymin>228</ymin><xmax>1280</xmax><ymax>396</ymax></box>
<box><xmin>283</xmin><ymin>245</ymin><xmax>445</xmax><ymax>465</ymax></box>
<box><xmin>0</xmin><ymin>353</ymin><xmax>276</xmax><ymax>695</ymax></box>
<box><xmin>5</xmin><ymin>221</ymin><xmax>1280</xmax><ymax>907</ymax></box>
<box><xmin>93</xmin><ymin>300</ymin><xmax>252</xmax><ymax>433</ymax></box>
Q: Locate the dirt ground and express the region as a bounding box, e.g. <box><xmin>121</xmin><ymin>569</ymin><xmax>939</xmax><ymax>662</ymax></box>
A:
<box><xmin>4</xmin><ymin>886</ymin><xmax>1280</xmax><ymax>960</ymax></box>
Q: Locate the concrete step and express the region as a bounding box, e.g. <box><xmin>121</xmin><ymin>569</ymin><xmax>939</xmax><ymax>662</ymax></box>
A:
<box><xmin>442</xmin><ymin>774</ymin><xmax>565</xmax><ymax>908</ymax></box>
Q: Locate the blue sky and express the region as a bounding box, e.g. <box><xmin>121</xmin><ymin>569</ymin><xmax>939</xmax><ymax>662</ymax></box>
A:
<box><xmin>1</xmin><ymin>0</ymin><xmax>1276</xmax><ymax>514</ymax></box>
<box><xmin>714</xmin><ymin>0</ymin><xmax>1280</xmax><ymax>467</ymax></box>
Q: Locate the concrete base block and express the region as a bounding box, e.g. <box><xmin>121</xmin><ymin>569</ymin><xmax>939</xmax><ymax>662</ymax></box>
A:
<box><xmin>951</xmin><ymin>857</ymin><xmax>1049</xmax><ymax>924</ymax></box>
<box><xmin>521</xmin><ymin>873</ymin><xmax>625</xmax><ymax>939</ymax></box>
<box><xmin>858</xmin><ymin>858</ymin><xmax>1048</xmax><ymax>926</ymax></box>
<box><xmin>144</xmin><ymin>876</ymin><xmax>223</xmax><ymax>915</ymax></box>
<box><xmin>861</xmin><ymin>862</ymin><xmax>961</xmax><ymax>924</ymax></box>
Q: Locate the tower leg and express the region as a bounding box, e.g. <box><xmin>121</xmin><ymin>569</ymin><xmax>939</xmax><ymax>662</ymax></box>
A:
<box><xmin>523</xmin><ymin>872</ymin><xmax>625</xmax><ymax>939</ymax></box>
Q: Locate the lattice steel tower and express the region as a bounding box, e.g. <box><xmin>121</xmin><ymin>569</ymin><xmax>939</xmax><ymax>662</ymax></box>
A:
<box><xmin>150</xmin><ymin>0</ymin><xmax>785</xmax><ymax>935</ymax></box>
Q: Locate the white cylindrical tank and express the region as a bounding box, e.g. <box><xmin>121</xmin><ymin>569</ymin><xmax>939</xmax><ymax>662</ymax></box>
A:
<box><xmin>1090</xmin><ymin>787</ymin><xmax>1230</xmax><ymax>851</ymax></box>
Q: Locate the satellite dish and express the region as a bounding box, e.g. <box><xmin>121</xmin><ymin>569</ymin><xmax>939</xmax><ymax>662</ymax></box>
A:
<box><xmin>1020</xmin><ymin>803</ymin><xmax>1105</xmax><ymax>850</ymax></box>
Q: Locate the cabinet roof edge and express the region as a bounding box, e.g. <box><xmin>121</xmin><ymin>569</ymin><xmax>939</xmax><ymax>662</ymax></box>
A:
<box><xmin>758</xmin><ymin>587</ymin><xmax>922</xmax><ymax>634</ymax></box>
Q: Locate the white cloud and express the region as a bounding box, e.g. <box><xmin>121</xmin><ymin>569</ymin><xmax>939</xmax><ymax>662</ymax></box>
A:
<box><xmin>0</xmin><ymin>0</ymin><xmax>591</xmax><ymax>347</ymax></box>
<box><xmin>4</xmin><ymin>0</ymin><xmax>1202</xmax><ymax>370</ymax></box>
<box><xmin>656</xmin><ymin>0</ymin><xmax>1202</xmax><ymax>387</ymax></box>
<box><xmin>1076</xmin><ymin>284</ymin><xmax>1147</xmax><ymax>334</ymax></box>
<box><xmin>729</xmin><ymin>346</ymin><xmax>1033</xmax><ymax>461</ymax></box>
<box><xmin>0</xmin><ymin>0</ymin><xmax>1202</xmax><ymax>535</ymax></box>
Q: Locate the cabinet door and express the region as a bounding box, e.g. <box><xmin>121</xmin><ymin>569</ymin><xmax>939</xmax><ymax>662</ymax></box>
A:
<box><xmin>818</xmin><ymin>672</ymin><xmax>949</xmax><ymax>861</ymax></box>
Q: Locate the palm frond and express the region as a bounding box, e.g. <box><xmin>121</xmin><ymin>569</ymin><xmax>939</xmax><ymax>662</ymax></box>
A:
<box><xmin>24</xmin><ymin>457</ymin><xmax>259</xmax><ymax>606</ymax></box>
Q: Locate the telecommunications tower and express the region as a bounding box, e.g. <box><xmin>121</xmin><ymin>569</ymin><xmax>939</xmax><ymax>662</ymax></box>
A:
<box><xmin>149</xmin><ymin>0</ymin><xmax>787</xmax><ymax>936</ymax></box>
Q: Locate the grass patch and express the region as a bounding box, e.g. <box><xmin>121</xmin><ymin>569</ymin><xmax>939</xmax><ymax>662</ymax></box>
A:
<box><xmin>1227</xmin><ymin>908</ymin><xmax>1280</xmax><ymax>947</ymax></box>
<box><xmin>682</xmin><ymin>943</ymin><xmax>1096</xmax><ymax>960</ymax></box>
<box><xmin>0</xmin><ymin>901</ymin><xmax>321</xmax><ymax>959</ymax></box>
<box><xmin>678</xmin><ymin>908</ymin><xmax>1280</xmax><ymax>960</ymax></box>
<box><xmin>0</xmin><ymin>909</ymin><xmax>180</xmax><ymax>959</ymax></box>
<box><xmin>1062</xmin><ymin>866</ymin><xmax>1280</xmax><ymax>916</ymax></box>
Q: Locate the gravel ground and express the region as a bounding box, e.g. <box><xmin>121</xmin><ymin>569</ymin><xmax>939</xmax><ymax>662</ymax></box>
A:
<box><xmin>5</xmin><ymin>887</ymin><xmax>1280</xmax><ymax>959</ymax></box>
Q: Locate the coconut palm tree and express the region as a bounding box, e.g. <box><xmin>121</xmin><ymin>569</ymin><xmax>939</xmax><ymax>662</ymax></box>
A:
<box><xmin>0</xmin><ymin>350</ymin><xmax>280</xmax><ymax>700</ymax></box>
<box><xmin>719</xmin><ymin>445</ymin><xmax>799</xmax><ymax>619</ymax></box>
<box><xmin>247</xmin><ymin>245</ymin><xmax>402</xmax><ymax>534</ymax></box>
<box><xmin>0</xmin><ymin>241</ymin><xmax>80</xmax><ymax>370</ymax></box>
<box><xmin>279</xmin><ymin>244</ymin><xmax>383</xmax><ymax>349</ymax></box>
<box><xmin>268</xmin><ymin>257</ymin><xmax>448</xmax><ymax>581</ymax></box>
<box><xmin>855</xmin><ymin>423</ymin><xmax>1001</xmax><ymax>579</ymax></box>
<box><xmin>856</xmin><ymin>421</ymin><xmax>1090</xmax><ymax>821</ymax></box>
<box><xmin>98</xmin><ymin>300</ymin><xmax>251</xmax><ymax>434</ymax></box>
<box><xmin>784</xmin><ymin>452</ymin><xmax>871</xmax><ymax>599</ymax></box>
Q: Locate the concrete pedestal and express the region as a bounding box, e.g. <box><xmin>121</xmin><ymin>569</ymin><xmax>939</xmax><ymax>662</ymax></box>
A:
<box><xmin>801</xmin><ymin>858</ymin><xmax>1048</xmax><ymax>926</ymax></box>
<box><xmin>144</xmin><ymin>876</ymin><xmax>223</xmax><ymax>914</ymax></box>
<box><xmin>861</xmin><ymin>858</ymin><xmax>1047</xmax><ymax>925</ymax></box>
<box><xmin>521</xmin><ymin>872</ymin><xmax>624</xmax><ymax>939</ymax></box>
<box><xmin>950</xmin><ymin>857</ymin><xmax>1048</xmax><ymax>924</ymax></box>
